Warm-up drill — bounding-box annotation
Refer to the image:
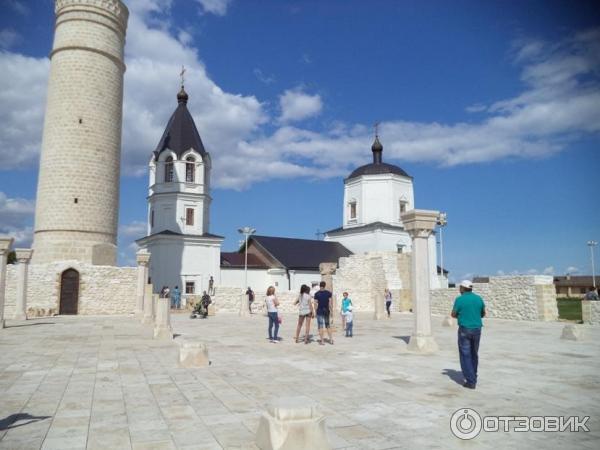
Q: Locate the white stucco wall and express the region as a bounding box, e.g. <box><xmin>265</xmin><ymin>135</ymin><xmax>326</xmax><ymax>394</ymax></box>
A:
<box><xmin>141</xmin><ymin>236</ymin><xmax>221</xmax><ymax>295</ymax></box>
<box><xmin>219</xmin><ymin>268</ymin><xmax>320</xmax><ymax>293</ymax></box>
<box><xmin>343</xmin><ymin>174</ymin><xmax>414</xmax><ymax>228</ymax></box>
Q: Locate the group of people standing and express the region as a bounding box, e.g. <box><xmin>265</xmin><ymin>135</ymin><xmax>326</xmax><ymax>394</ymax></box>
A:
<box><xmin>264</xmin><ymin>281</ymin><xmax>358</xmax><ymax>344</ymax></box>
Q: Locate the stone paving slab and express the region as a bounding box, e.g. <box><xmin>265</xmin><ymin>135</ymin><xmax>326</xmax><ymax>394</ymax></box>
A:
<box><xmin>0</xmin><ymin>312</ymin><xmax>598</xmax><ymax>449</ymax></box>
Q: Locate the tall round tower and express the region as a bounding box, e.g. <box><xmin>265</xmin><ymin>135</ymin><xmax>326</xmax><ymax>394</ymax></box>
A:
<box><xmin>32</xmin><ymin>0</ymin><xmax>129</xmax><ymax>265</ymax></box>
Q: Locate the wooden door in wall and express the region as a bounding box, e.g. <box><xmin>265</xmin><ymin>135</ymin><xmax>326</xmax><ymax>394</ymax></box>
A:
<box><xmin>60</xmin><ymin>269</ymin><xmax>79</xmax><ymax>314</ymax></box>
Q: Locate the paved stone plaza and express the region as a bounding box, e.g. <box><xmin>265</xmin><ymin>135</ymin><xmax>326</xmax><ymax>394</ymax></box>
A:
<box><xmin>0</xmin><ymin>312</ymin><xmax>598</xmax><ymax>449</ymax></box>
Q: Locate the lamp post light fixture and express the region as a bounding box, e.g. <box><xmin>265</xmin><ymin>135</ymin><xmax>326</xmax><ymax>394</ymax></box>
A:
<box><xmin>238</xmin><ymin>227</ymin><xmax>256</xmax><ymax>290</ymax></box>
<box><xmin>588</xmin><ymin>240</ymin><xmax>598</xmax><ymax>289</ymax></box>
<box><xmin>437</xmin><ymin>212</ymin><xmax>448</xmax><ymax>287</ymax></box>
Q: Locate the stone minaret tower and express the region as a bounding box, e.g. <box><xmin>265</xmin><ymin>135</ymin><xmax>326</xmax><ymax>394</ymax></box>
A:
<box><xmin>32</xmin><ymin>0</ymin><xmax>129</xmax><ymax>265</ymax></box>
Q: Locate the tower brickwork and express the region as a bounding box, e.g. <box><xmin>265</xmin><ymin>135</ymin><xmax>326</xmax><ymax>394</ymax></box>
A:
<box><xmin>32</xmin><ymin>0</ymin><xmax>129</xmax><ymax>265</ymax></box>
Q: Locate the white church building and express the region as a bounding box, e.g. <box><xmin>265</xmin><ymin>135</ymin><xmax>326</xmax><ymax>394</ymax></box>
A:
<box><xmin>136</xmin><ymin>87</ymin><xmax>445</xmax><ymax>296</ymax></box>
<box><xmin>325</xmin><ymin>136</ymin><xmax>443</xmax><ymax>289</ymax></box>
<box><xmin>136</xmin><ymin>87</ymin><xmax>223</xmax><ymax>296</ymax></box>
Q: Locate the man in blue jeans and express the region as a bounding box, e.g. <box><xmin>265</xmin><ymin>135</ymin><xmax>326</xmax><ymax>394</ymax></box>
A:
<box><xmin>452</xmin><ymin>280</ymin><xmax>486</xmax><ymax>389</ymax></box>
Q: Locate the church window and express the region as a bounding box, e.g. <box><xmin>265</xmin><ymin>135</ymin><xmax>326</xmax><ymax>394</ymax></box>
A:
<box><xmin>186</xmin><ymin>208</ymin><xmax>194</xmax><ymax>226</ymax></box>
<box><xmin>349</xmin><ymin>201</ymin><xmax>357</xmax><ymax>220</ymax></box>
<box><xmin>399</xmin><ymin>200</ymin><xmax>408</xmax><ymax>218</ymax></box>
<box><xmin>150</xmin><ymin>210</ymin><xmax>154</xmax><ymax>227</ymax></box>
<box><xmin>164</xmin><ymin>156</ymin><xmax>174</xmax><ymax>182</ymax></box>
<box><xmin>185</xmin><ymin>156</ymin><xmax>195</xmax><ymax>183</ymax></box>
<box><xmin>185</xmin><ymin>282</ymin><xmax>195</xmax><ymax>294</ymax></box>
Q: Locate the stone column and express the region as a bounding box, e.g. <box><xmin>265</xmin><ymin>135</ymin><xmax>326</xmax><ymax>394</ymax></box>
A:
<box><xmin>240</xmin><ymin>291</ymin><xmax>249</xmax><ymax>317</ymax></box>
<box><xmin>135</xmin><ymin>250</ymin><xmax>150</xmax><ymax>316</ymax></box>
<box><xmin>0</xmin><ymin>236</ymin><xmax>14</xmax><ymax>329</ymax></box>
<box><xmin>142</xmin><ymin>293</ymin><xmax>156</xmax><ymax>325</ymax></box>
<box><xmin>401</xmin><ymin>209</ymin><xmax>439</xmax><ymax>354</ymax></box>
<box><xmin>154</xmin><ymin>296</ymin><xmax>173</xmax><ymax>340</ymax></box>
<box><xmin>13</xmin><ymin>248</ymin><xmax>33</xmax><ymax>321</ymax></box>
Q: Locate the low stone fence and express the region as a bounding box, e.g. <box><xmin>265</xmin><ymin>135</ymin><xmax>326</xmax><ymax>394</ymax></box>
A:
<box><xmin>3</xmin><ymin>261</ymin><xmax>137</xmax><ymax>317</ymax></box>
<box><xmin>430</xmin><ymin>276</ymin><xmax>558</xmax><ymax>321</ymax></box>
<box><xmin>211</xmin><ymin>287</ymin><xmax>303</xmax><ymax>314</ymax></box>
<box><xmin>582</xmin><ymin>300</ymin><xmax>600</xmax><ymax>325</ymax></box>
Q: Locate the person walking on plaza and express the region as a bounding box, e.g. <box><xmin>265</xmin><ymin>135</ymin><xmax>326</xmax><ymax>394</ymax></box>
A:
<box><xmin>208</xmin><ymin>276</ymin><xmax>215</xmax><ymax>295</ymax></box>
<box><xmin>451</xmin><ymin>280</ymin><xmax>486</xmax><ymax>389</ymax></box>
<box><xmin>340</xmin><ymin>291</ymin><xmax>352</xmax><ymax>331</ymax></box>
<box><xmin>343</xmin><ymin>305</ymin><xmax>354</xmax><ymax>337</ymax></box>
<box><xmin>294</xmin><ymin>284</ymin><xmax>315</xmax><ymax>344</ymax></box>
<box><xmin>171</xmin><ymin>285</ymin><xmax>181</xmax><ymax>309</ymax></box>
<box><xmin>384</xmin><ymin>288</ymin><xmax>392</xmax><ymax>318</ymax></box>
<box><xmin>265</xmin><ymin>286</ymin><xmax>280</xmax><ymax>343</ymax></box>
<box><xmin>246</xmin><ymin>287</ymin><xmax>255</xmax><ymax>313</ymax></box>
<box><xmin>314</xmin><ymin>281</ymin><xmax>334</xmax><ymax>345</ymax></box>
<box><xmin>584</xmin><ymin>287</ymin><xmax>599</xmax><ymax>301</ymax></box>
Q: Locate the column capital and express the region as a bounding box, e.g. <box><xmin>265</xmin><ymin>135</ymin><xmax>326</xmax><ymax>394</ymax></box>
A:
<box><xmin>0</xmin><ymin>236</ymin><xmax>14</xmax><ymax>253</ymax></box>
<box><xmin>15</xmin><ymin>248</ymin><xmax>33</xmax><ymax>263</ymax></box>
<box><xmin>136</xmin><ymin>249</ymin><xmax>151</xmax><ymax>266</ymax></box>
<box><xmin>401</xmin><ymin>209</ymin><xmax>439</xmax><ymax>238</ymax></box>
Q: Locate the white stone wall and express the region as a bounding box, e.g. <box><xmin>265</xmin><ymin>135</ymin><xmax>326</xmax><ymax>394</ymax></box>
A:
<box><xmin>3</xmin><ymin>261</ymin><xmax>136</xmax><ymax>317</ymax></box>
<box><xmin>32</xmin><ymin>0</ymin><xmax>128</xmax><ymax>265</ymax></box>
<box><xmin>332</xmin><ymin>253</ymin><xmax>387</xmax><ymax>312</ymax></box>
<box><xmin>430</xmin><ymin>276</ymin><xmax>558</xmax><ymax>322</ymax></box>
<box><xmin>582</xmin><ymin>301</ymin><xmax>600</xmax><ymax>325</ymax></box>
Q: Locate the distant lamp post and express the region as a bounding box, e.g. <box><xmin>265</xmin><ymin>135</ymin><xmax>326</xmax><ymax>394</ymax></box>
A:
<box><xmin>238</xmin><ymin>227</ymin><xmax>256</xmax><ymax>289</ymax></box>
<box><xmin>437</xmin><ymin>212</ymin><xmax>448</xmax><ymax>286</ymax></box>
<box><xmin>588</xmin><ymin>240</ymin><xmax>598</xmax><ymax>289</ymax></box>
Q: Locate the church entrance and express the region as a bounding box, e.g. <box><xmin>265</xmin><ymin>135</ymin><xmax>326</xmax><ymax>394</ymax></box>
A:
<box><xmin>59</xmin><ymin>269</ymin><xmax>79</xmax><ymax>314</ymax></box>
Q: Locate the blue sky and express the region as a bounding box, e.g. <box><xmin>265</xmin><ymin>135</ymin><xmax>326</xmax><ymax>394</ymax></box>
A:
<box><xmin>0</xmin><ymin>0</ymin><xmax>599</xmax><ymax>281</ymax></box>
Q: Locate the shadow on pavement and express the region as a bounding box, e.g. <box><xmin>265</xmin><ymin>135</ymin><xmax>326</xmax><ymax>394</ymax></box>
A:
<box><xmin>392</xmin><ymin>335</ymin><xmax>410</xmax><ymax>344</ymax></box>
<box><xmin>6</xmin><ymin>322</ymin><xmax>55</xmax><ymax>329</ymax></box>
<box><xmin>0</xmin><ymin>413</ymin><xmax>52</xmax><ymax>431</ymax></box>
<box><xmin>442</xmin><ymin>369</ymin><xmax>464</xmax><ymax>385</ymax></box>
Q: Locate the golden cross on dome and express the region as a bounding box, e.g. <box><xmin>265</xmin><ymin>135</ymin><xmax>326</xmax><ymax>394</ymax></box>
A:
<box><xmin>180</xmin><ymin>65</ymin><xmax>186</xmax><ymax>88</ymax></box>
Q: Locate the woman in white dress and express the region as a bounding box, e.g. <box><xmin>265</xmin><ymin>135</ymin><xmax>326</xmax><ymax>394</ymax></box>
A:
<box><xmin>294</xmin><ymin>284</ymin><xmax>314</xmax><ymax>344</ymax></box>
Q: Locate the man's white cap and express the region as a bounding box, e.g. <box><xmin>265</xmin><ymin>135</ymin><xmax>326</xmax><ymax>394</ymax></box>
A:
<box><xmin>460</xmin><ymin>280</ymin><xmax>473</xmax><ymax>289</ymax></box>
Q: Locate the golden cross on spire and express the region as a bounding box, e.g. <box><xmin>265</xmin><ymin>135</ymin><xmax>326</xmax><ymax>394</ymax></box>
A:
<box><xmin>180</xmin><ymin>65</ymin><xmax>186</xmax><ymax>88</ymax></box>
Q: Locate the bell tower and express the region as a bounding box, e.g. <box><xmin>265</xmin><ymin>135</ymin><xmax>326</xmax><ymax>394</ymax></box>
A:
<box><xmin>32</xmin><ymin>0</ymin><xmax>129</xmax><ymax>265</ymax></box>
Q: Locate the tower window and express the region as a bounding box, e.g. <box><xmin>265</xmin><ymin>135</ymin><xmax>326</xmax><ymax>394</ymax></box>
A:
<box><xmin>150</xmin><ymin>210</ymin><xmax>154</xmax><ymax>227</ymax></box>
<box><xmin>164</xmin><ymin>156</ymin><xmax>174</xmax><ymax>182</ymax></box>
<box><xmin>185</xmin><ymin>156</ymin><xmax>195</xmax><ymax>183</ymax></box>
<box><xmin>349</xmin><ymin>201</ymin><xmax>357</xmax><ymax>220</ymax></box>
<box><xmin>399</xmin><ymin>200</ymin><xmax>408</xmax><ymax>218</ymax></box>
<box><xmin>186</xmin><ymin>208</ymin><xmax>194</xmax><ymax>226</ymax></box>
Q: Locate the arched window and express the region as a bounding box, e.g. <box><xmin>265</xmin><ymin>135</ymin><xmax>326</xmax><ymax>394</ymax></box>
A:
<box><xmin>164</xmin><ymin>156</ymin><xmax>174</xmax><ymax>182</ymax></box>
<box><xmin>185</xmin><ymin>156</ymin><xmax>195</xmax><ymax>183</ymax></box>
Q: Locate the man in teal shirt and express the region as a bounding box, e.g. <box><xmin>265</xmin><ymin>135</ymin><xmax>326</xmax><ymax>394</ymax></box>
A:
<box><xmin>451</xmin><ymin>280</ymin><xmax>486</xmax><ymax>389</ymax></box>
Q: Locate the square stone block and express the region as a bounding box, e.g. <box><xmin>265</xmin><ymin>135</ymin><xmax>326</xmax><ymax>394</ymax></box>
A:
<box><xmin>179</xmin><ymin>341</ymin><xmax>209</xmax><ymax>368</ymax></box>
<box><xmin>561</xmin><ymin>324</ymin><xmax>584</xmax><ymax>341</ymax></box>
<box><xmin>255</xmin><ymin>397</ymin><xmax>331</xmax><ymax>450</ymax></box>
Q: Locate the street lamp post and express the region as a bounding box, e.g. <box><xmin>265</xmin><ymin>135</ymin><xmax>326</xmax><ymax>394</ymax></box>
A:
<box><xmin>238</xmin><ymin>227</ymin><xmax>256</xmax><ymax>291</ymax></box>
<box><xmin>588</xmin><ymin>240</ymin><xmax>598</xmax><ymax>289</ymax></box>
<box><xmin>437</xmin><ymin>212</ymin><xmax>447</xmax><ymax>287</ymax></box>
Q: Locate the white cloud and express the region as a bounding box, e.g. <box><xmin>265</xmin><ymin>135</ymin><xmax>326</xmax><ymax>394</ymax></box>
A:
<box><xmin>195</xmin><ymin>0</ymin><xmax>232</xmax><ymax>16</ymax></box>
<box><xmin>253</xmin><ymin>68</ymin><xmax>275</xmax><ymax>85</ymax></box>
<box><xmin>565</xmin><ymin>266</ymin><xmax>580</xmax><ymax>275</ymax></box>
<box><xmin>0</xmin><ymin>8</ymin><xmax>598</xmax><ymax>193</ymax></box>
<box><xmin>0</xmin><ymin>29</ymin><xmax>20</xmax><ymax>49</ymax></box>
<box><xmin>542</xmin><ymin>266</ymin><xmax>554</xmax><ymax>275</ymax></box>
<box><xmin>6</xmin><ymin>0</ymin><xmax>28</xmax><ymax>15</ymax></box>
<box><xmin>119</xmin><ymin>221</ymin><xmax>147</xmax><ymax>239</ymax></box>
<box><xmin>278</xmin><ymin>89</ymin><xmax>323</xmax><ymax>123</ymax></box>
<box><xmin>0</xmin><ymin>191</ymin><xmax>35</xmax><ymax>246</ymax></box>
